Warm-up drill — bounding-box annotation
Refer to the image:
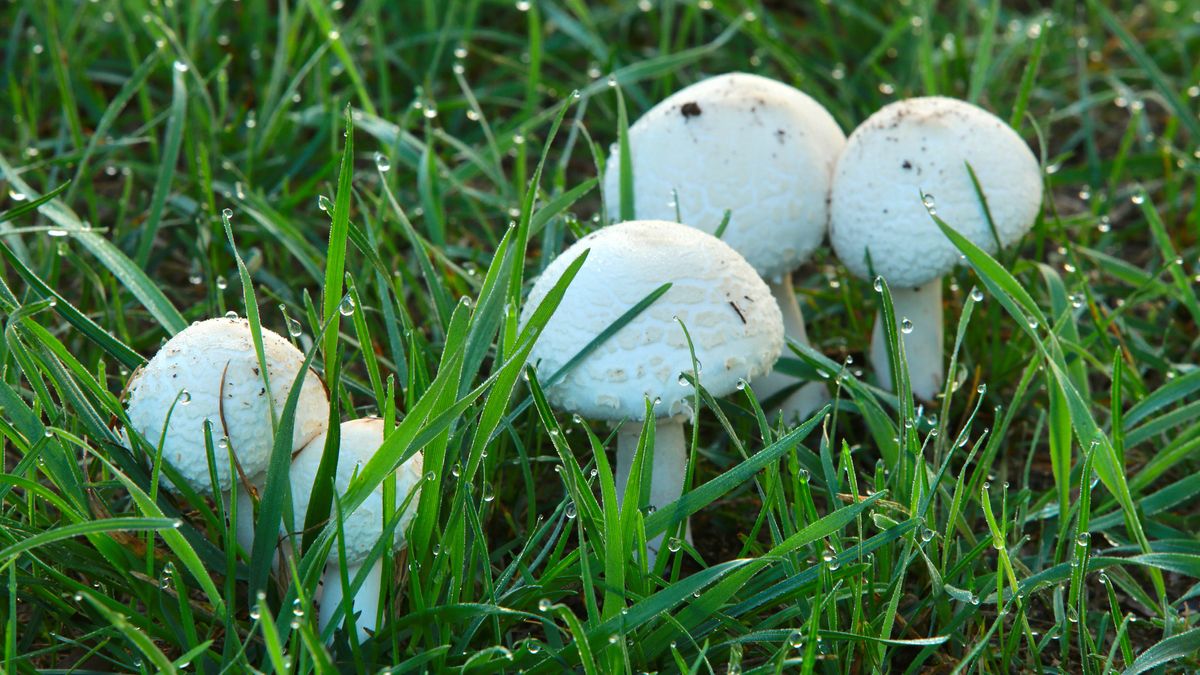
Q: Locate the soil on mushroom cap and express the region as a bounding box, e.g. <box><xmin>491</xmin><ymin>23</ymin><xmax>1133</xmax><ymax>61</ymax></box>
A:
<box><xmin>680</xmin><ymin>101</ymin><xmax>702</xmax><ymax>118</ymax></box>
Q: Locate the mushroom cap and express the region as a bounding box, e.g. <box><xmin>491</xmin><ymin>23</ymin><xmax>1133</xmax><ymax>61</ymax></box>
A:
<box><xmin>602</xmin><ymin>72</ymin><xmax>846</xmax><ymax>281</ymax></box>
<box><xmin>518</xmin><ymin>219</ymin><xmax>784</xmax><ymax>421</ymax></box>
<box><xmin>829</xmin><ymin>96</ymin><xmax>1044</xmax><ymax>288</ymax></box>
<box><xmin>288</xmin><ymin>418</ymin><xmax>424</xmax><ymax>565</ymax></box>
<box><xmin>125</xmin><ymin>317</ymin><xmax>330</xmax><ymax>493</ymax></box>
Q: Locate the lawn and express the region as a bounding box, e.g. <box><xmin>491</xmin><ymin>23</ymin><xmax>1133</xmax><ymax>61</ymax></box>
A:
<box><xmin>1</xmin><ymin>1</ymin><xmax>1199</xmax><ymax>672</ymax></box>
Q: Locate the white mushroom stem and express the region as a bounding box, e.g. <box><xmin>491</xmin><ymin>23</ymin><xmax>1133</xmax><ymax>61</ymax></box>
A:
<box><xmin>229</xmin><ymin>482</ymin><xmax>257</xmax><ymax>557</ymax></box>
<box><xmin>751</xmin><ymin>272</ymin><xmax>829</xmax><ymax>420</ymax></box>
<box><xmin>614</xmin><ymin>417</ymin><xmax>690</xmax><ymax>563</ymax></box>
<box><xmin>319</xmin><ymin>558</ymin><xmax>383</xmax><ymax>642</ymax></box>
<box><xmin>870</xmin><ymin>281</ymin><xmax>944</xmax><ymax>401</ymax></box>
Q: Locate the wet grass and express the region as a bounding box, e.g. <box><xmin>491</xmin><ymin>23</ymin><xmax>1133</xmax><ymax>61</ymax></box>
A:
<box><xmin>1</xmin><ymin>0</ymin><xmax>1199</xmax><ymax>672</ymax></box>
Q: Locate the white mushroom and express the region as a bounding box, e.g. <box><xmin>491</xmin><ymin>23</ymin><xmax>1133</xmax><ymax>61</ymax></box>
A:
<box><xmin>519</xmin><ymin>220</ymin><xmax>783</xmax><ymax>561</ymax></box>
<box><xmin>125</xmin><ymin>317</ymin><xmax>329</xmax><ymax>553</ymax></box>
<box><xmin>830</xmin><ymin>96</ymin><xmax>1043</xmax><ymax>400</ymax></box>
<box><xmin>602</xmin><ymin>72</ymin><xmax>845</xmax><ymax>420</ymax></box>
<box><xmin>289</xmin><ymin>418</ymin><xmax>423</xmax><ymax>642</ymax></box>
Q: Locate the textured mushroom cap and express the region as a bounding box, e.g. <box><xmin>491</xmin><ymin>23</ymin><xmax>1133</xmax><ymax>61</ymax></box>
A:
<box><xmin>829</xmin><ymin>96</ymin><xmax>1043</xmax><ymax>288</ymax></box>
<box><xmin>289</xmin><ymin>418</ymin><xmax>424</xmax><ymax>565</ymax></box>
<box><xmin>602</xmin><ymin>72</ymin><xmax>846</xmax><ymax>281</ymax></box>
<box><xmin>518</xmin><ymin>220</ymin><xmax>784</xmax><ymax>421</ymax></box>
<box><xmin>125</xmin><ymin>318</ymin><xmax>330</xmax><ymax>493</ymax></box>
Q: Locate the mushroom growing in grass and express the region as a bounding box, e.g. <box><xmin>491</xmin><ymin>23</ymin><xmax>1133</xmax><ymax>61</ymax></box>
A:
<box><xmin>289</xmin><ymin>418</ymin><xmax>424</xmax><ymax>641</ymax></box>
<box><xmin>519</xmin><ymin>220</ymin><xmax>783</xmax><ymax>560</ymax></box>
<box><xmin>829</xmin><ymin>96</ymin><xmax>1043</xmax><ymax>400</ymax></box>
<box><xmin>603</xmin><ymin>72</ymin><xmax>846</xmax><ymax>420</ymax></box>
<box><xmin>125</xmin><ymin>317</ymin><xmax>330</xmax><ymax>553</ymax></box>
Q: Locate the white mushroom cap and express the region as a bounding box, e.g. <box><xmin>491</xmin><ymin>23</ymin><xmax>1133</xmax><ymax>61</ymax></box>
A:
<box><xmin>518</xmin><ymin>220</ymin><xmax>784</xmax><ymax>421</ymax></box>
<box><xmin>602</xmin><ymin>72</ymin><xmax>846</xmax><ymax>281</ymax></box>
<box><xmin>289</xmin><ymin>418</ymin><xmax>424</xmax><ymax>565</ymax></box>
<box><xmin>829</xmin><ymin>96</ymin><xmax>1043</xmax><ymax>288</ymax></box>
<box><xmin>125</xmin><ymin>317</ymin><xmax>330</xmax><ymax>493</ymax></box>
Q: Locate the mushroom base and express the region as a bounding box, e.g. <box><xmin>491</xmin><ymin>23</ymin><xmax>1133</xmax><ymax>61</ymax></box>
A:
<box><xmin>319</xmin><ymin>558</ymin><xmax>383</xmax><ymax>642</ymax></box>
<box><xmin>614</xmin><ymin>417</ymin><xmax>692</xmax><ymax>562</ymax></box>
<box><xmin>752</xmin><ymin>274</ymin><xmax>829</xmax><ymax>420</ymax></box>
<box><xmin>870</xmin><ymin>281</ymin><xmax>945</xmax><ymax>401</ymax></box>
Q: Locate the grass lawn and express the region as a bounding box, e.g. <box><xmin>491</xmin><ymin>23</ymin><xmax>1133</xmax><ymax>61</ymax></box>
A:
<box><xmin>1</xmin><ymin>1</ymin><xmax>1199</xmax><ymax>672</ymax></box>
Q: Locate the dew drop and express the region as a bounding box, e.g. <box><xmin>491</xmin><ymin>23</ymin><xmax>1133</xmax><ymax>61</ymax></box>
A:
<box><xmin>538</xmin><ymin>598</ymin><xmax>552</xmax><ymax>612</ymax></box>
<box><xmin>481</xmin><ymin>482</ymin><xmax>495</xmax><ymax>502</ymax></box>
<box><xmin>374</xmin><ymin>152</ymin><xmax>391</xmax><ymax>172</ymax></box>
<box><xmin>873</xmin><ymin>277</ymin><xmax>884</xmax><ymax>292</ymax></box>
<box><xmin>287</xmin><ymin>318</ymin><xmax>302</xmax><ymax>337</ymax></box>
<box><xmin>338</xmin><ymin>295</ymin><xmax>356</xmax><ymax>316</ymax></box>
<box><xmin>900</xmin><ymin>318</ymin><xmax>914</xmax><ymax>334</ymax></box>
<box><xmin>172</xmin><ymin>60</ymin><xmax>189</xmax><ymax>73</ymax></box>
<box><xmin>222</xmin><ymin>207</ymin><xmax>233</xmax><ymax>220</ymax></box>
<box><xmin>178</xmin><ymin>390</ymin><xmax>191</xmax><ymax>405</ymax></box>
<box><xmin>565</xmin><ymin>502</ymin><xmax>577</xmax><ymax>519</ymax></box>
<box><xmin>216</xmin><ymin>276</ymin><xmax>229</xmax><ymax>290</ymax></box>
<box><xmin>515</xmin><ymin>0</ymin><xmax>531</xmax><ymax>10</ymax></box>
<box><xmin>667</xmin><ymin>537</ymin><xmax>682</xmax><ymax>552</ymax></box>
<box><xmin>1130</xmin><ymin>192</ymin><xmax>1145</xmax><ymax>205</ymax></box>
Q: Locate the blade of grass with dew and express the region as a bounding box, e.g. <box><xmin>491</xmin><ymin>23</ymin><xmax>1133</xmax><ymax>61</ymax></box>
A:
<box><xmin>321</xmin><ymin>105</ymin><xmax>355</xmax><ymax>362</ymax></box>
<box><xmin>0</xmin><ymin>239</ymin><xmax>142</xmax><ymax>369</ymax></box>
<box><xmin>0</xmin><ymin>151</ymin><xmax>188</xmax><ymax>332</ymax></box>
<box><xmin>134</xmin><ymin>60</ymin><xmax>187</xmax><ymax>266</ymax></box>
<box><xmin>931</xmin><ymin>212</ymin><xmax>1165</xmax><ymax>603</ymax></box>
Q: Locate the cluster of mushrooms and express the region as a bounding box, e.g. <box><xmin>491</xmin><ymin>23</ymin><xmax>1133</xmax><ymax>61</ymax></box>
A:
<box><xmin>521</xmin><ymin>73</ymin><xmax>1042</xmax><ymax>559</ymax></box>
<box><xmin>124</xmin><ymin>317</ymin><xmax>422</xmax><ymax>641</ymax></box>
<box><xmin>122</xmin><ymin>71</ymin><xmax>1044</xmax><ymax>640</ymax></box>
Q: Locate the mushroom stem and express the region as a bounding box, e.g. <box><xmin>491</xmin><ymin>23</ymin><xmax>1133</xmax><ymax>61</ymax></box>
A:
<box><xmin>319</xmin><ymin>558</ymin><xmax>383</xmax><ymax>642</ymax></box>
<box><xmin>231</xmin><ymin>482</ymin><xmax>256</xmax><ymax>557</ymax></box>
<box><xmin>615</xmin><ymin>417</ymin><xmax>689</xmax><ymax>562</ymax></box>
<box><xmin>870</xmin><ymin>280</ymin><xmax>944</xmax><ymax>401</ymax></box>
<box><xmin>751</xmin><ymin>273</ymin><xmax>829</xmax><ymax>420</ymax></box>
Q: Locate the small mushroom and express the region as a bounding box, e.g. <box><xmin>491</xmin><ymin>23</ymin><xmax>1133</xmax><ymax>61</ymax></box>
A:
<box><xmin>829</xmin><ymin>97</ymin><xmax>1043</xmax><ymax>400</ymax></box>
<box><xmin>519</xmin><ymin>220</ymin><xmax>783</xmax><ymax>562</ymax></box>
<box><xmin>289</xmin><ymin>418</ymin><xmax>424</xmax><ymax>642</ymax></box>
<box><xmin>602</xmin><ymin>72</ymin><xmax>846</xmax><ymax>421</ymax></box>
<box><xmin>124</xmin><ymin>317</ymin><xmax>329</xmax><ymax>553</ymax></box>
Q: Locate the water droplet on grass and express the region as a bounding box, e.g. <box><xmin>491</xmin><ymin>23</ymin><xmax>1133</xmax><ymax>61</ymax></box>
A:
<box><xmin>900</xmin><ymin>318</ymin><xmax>914</xmax><ymax>334</ymax></box>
